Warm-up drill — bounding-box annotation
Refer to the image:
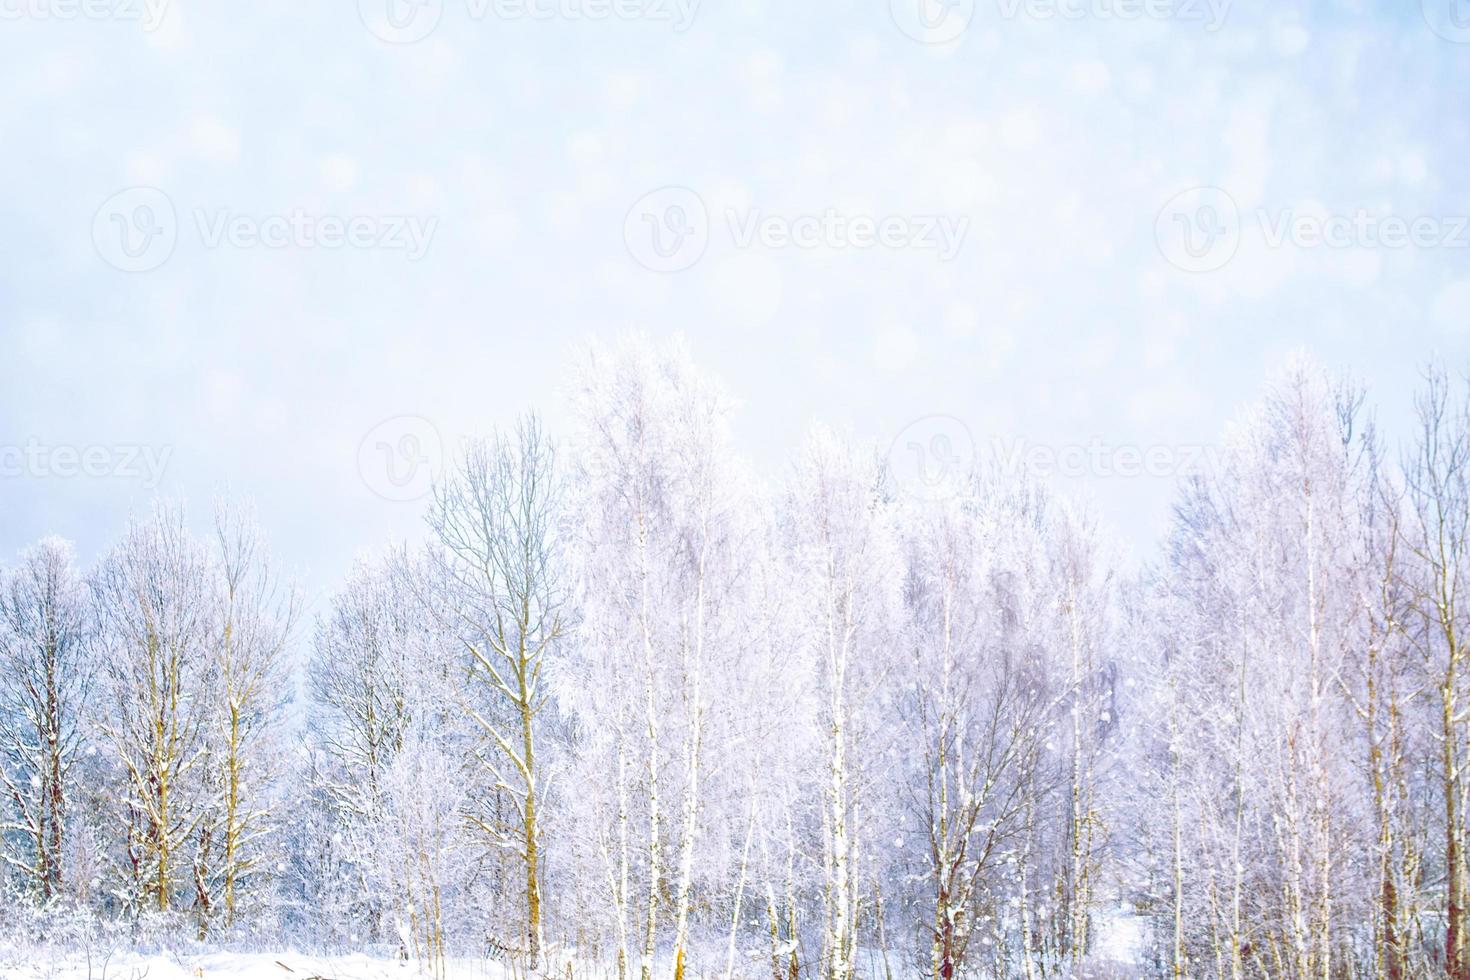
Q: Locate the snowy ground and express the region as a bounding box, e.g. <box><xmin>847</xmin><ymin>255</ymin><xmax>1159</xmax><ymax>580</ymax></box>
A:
<box><xmin>1094</xmin><ymin>904</ymin><xmax>1147</xmax><ymax>966</ymax></box>
<box><xmin>7</xmin><ymin>911</ymin><xmax>1147</xmax><ymax>980</ymax></box>
<box><xmin>0</xmin><ymin>952</ymin><xmax>518</xmax><ymax>980</ymax></box>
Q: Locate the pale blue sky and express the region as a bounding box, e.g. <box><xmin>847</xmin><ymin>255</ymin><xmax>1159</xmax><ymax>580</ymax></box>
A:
<box><xmin>2</xmin><ymin>0</ymin><xmax>1468</xmax><ymax>611</ymax></box>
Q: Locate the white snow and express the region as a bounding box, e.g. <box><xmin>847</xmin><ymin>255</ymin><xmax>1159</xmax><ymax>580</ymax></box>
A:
<box><xmin>1093</xmin><ymin>905</ymin><xmax>1146</xmax><ymax>966</ymax></box>
<box><xmin>1</xmin><ymin>952</ymin><xmax>517</xmax><ymax>980</ymax></box>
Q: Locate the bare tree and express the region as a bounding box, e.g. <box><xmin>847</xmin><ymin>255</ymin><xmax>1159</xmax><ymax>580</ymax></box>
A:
<box><xmin>92</xmin><ymin>504</ymin><xmax>217</xmax><ymax>913</ymax></box>
<box><xmin>427</xmin><ymin>415</ymin><xmax>566</xmax><ymax>963</ymax></box>
<box><xmin>194</xmin><ymin>500</ymin><xmax>298</xmax><ymax>933</ymax></box>
<box><xmin>0</xmin><ymin>537</ymin><xmax>92</xmax><ymax>903</ymax></box>
<box><xmin>1146</xmin><ymin>361</ymin><xmax>1389</xmax><ymax>978</ymax></box>
<box><xmin>1400</xmin><ymin>363</ymin><xmax>1470</xmax><ymax>980</ymax></box>
<box><xmin>900</xmin><ymin>487</ymin><xmax>1047</xmax><ymax>980</ymax></box>
<box><xmin>784</xmin><ymin>426</ymin><xmax>899</xmax><ymax>980</ymax></box>
<box><xmin>308</xmin><ymin>558</ymin><xmax>417</xmax><ymax>941</ymax></box>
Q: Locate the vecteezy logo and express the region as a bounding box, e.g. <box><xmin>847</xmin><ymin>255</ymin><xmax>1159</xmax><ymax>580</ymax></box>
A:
<box><xmin>1155</xmin><ymin>186</ymin><xmax>1240</xmax><ymax>273</ymax></box>
<box><xmin>624</xmin><ymin>187</ymin><xmax>709</xmax><ymax>272</ymax></box>
<box><xmin>358</xmin><ymin>0</ymin><xmax>443</xmax><ymax>43</ymax></box>
<box><xmin>92</xmin><ymin>187</ymin><xmax>178</xmax><ymax>272</ymax></box>
<box><xmin>887</xmin><ymin>415</ymin><xmax>976</xmax><ymax>501</ymax></box>
<box><xmin>358</xmin><ymin>416</ymin><xmax>444</xmax><ymax>501</ymax></box>
<box><xmin>890</xmin><ymin>0</ymin><xmax>975</xmax><ymax>44</ymax></box>
<box><xmin>1423</xmin><ymin>0</ymin><xmax>1470</xmax><ymax>42</ymax></box>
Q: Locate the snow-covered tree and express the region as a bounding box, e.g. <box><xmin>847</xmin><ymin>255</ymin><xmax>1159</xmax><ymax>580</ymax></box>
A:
<box><xmin>25</xmin><ymin>338</ymin><xmax>1470</xmax><ymax>978</ymax></box>
<box><xmin>1146</xmin><ymin>359</ymin><xmax>1384</xmax><ymax>978</ymax></box>
<box><xmin>0</xmin><ymin>537</ymin><xmax>93</xmax><ymax>903</ymax></box>
<box><xmin>427</xmin><ymin>415</ymin><xmax>566</xmax><ymax>962</ymax></box>
<box><xmin>306</xmin><ymin>547</ymin><xmax>477</xmax><ymax>955</ymax></box>
<box><xmin>362</xmin><ymin>725</ymin><xmax>473</xmax><ymax>978</ymax></box>
<box><xmin>894</xmin><ymin>477</ymin><xmax>1117</xmax><ymax>980</ymax></box>
<box><xmin>91</xmin><ymin>504</ymin><xmax>218</xmax><ymax>915</ymax></box>
<box><xmin>782</xmin><ymin>425</ymin><xmax>902</xmax><ymax>980</ymax></box>
<box><xmin>191</xmin><ymin>501</ymin><xmax>299</xmax><ymax>935</ymax></box>
<box><xmin>308</xmin><ymin>557</ymin><xmax>416</xmax><ymax>942</ymax></box>
<box><xmin>1398</xmin><ymin>363</ymin><xmax>1470</xmax><ymax>980</ymax></box>
<box><xmin>559</xmin><ymin>334</ymin><xmax>769</xmax><ymax>980</ymax></box>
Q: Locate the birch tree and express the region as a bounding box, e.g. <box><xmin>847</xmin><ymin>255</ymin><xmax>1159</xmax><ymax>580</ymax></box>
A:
<box><xmin>561</xmin><ymin>334</ymin><xmax>760</xmax><ymax>980</ymax></box>
<box><xmin>783</xmin><ymin>425</ymin><xmax>900</xmax><ymax>980</ymax></box>
<box><xmin>0</xmin><ymin>537</ymin><xmax>92</xmax><ymax>903</ymax></box>
<box><xmin>308</xmin><ymin>557</ymin><xmax>420</xmax><ymax>941</ymax></box>
<box><xmin>192</xmin><ymin>501</ymin><xmax>298</xmax><ymax>933</ymax></box>
<box><xmin>1151</xmin><ymin>360</ymin><xmax>1380</xmax><ymax>977</ymax></box>
<box><xmin>427</xmin><ymin>416</ymin><xmax>566</xmax><ymax>962</ymax></box>
<box><xmin>1339</xmin><ymin>432</ymin><xmax>1426</xmax><ymax>980</ymax></box>
<box><xmin>1400</xmin><ymin>363</ymin><xmax>1470</xmax><ymax>980</ymax></box>
<box><xmin>92</xmin><ymin>504</ymin><xmax>217</xmax><ymax>914</ymax></box>
<box><xmin>897</xmin><ymin>479</ymin><xmax>1064</xmax><ymax>980</ymax></box>
<box><xmin>363</xmin><ymin>726</ymin><xmax>472</xmax><ymax>979</ymax></box>
<box><xmin>561</xmin><ymin>337</ymin><xmax>684</xmax><ymax>980</ymax></box>
<box><xmin>1047</xmin><ymin>501</ymin><xmax>1117</xmax><ymax>971</ymax></box>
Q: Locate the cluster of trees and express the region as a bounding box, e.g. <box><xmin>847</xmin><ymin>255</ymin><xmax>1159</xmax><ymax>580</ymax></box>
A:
<box><xmin>1131</xmin><ymin>363</ymin><xmax>1470</xmax><ymax>979</ymax></box>
<box><xmin>5</xmin><ymin>337</ymin><xmax>1470</xmax><ymax>979</ymax></box>
<box><xmin>0</xmin><ymin>502</ymin><xmax>296</xmax><ymax>938</ymax></box>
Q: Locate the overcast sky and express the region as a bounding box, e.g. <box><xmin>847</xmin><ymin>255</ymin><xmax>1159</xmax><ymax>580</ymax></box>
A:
<box><xmin>3</xmin><ymin>0</ymin><xmax>1469</xmax><ymax>615</ymax></box>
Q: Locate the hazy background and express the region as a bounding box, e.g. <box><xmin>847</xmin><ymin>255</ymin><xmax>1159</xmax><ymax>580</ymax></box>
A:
<box><xmin>3</xmin><ymin>0</ymin><xmax>1468</xmax><ymax>613</ymax></box>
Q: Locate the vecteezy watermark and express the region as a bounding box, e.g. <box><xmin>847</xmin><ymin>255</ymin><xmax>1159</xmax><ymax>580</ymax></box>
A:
<box><xmin>889</xmin><ymin>0</ymin><xmax>1226</xmax><ymax>43</ymax></box>
<box><xmin>192</xmin><ymin>209</ymin><xmax>437</xmax><ymax>260</ymax></box>
<box><xmin>624</xmin><ymin>187</ymin><xmax>709</xmax><ymax>273</ymax></box>
<box><xmin>889</xmin><ymin>0</ymin><xmax>976</xmax><ymax>44</ymax></box>
<box><xmin>1256</xmin><ymin>210</ymin><xmax>1470</xmax><ymax>251</ymax></box>
<box><xmin>886</xmin><ymin>423</ymin><xmax>1219</xmax><ymax>500</ymax></box>
<box><xmin>0</xmin><ymin>0</ymin><xmax>170</xmax><ymax>29</ymax></box>
<box><xmin>624</xmin><ymin>187</ymin><xmax>970</xmax><ymax>273</ymax></box>
<box><xmin>887</xmin><ymin>416</ymin><xmax>977</xmax><ymax>501</ymax></box>
<box><xmin>1156</xmin><ymin>186</ymin><xmax>1470</xmax><ymax>273</ymax></box>
<box><xmin>990</xmin><ymin>437</ymin><xmax>1220</xmax><ymax>480</ymax></box>
<box><xmin>93</xmin><ymin>187</ymin><xmax>438</xmax><ymax>272</ymax></box>
<box><xmin>358</xmin><ymin>0</ymin><xmax>442</xmax><ymax>42</ymax></box>
<box><xmin>357</xmin><ymin>0</ymin><xmax>698</xmax><ymax>43</ymax></box>
<box><xmin>92</xmin><ymin>187</ymin><xmax>178</xmax><ymax>273</ymax></box>
<box><xmin>1155</xmin><ymin>186</ymin><xmax>1240</xmax><ymax>273</ymax></box>
<box><xmin>0</xmin><ymin>440</ymin><xmax>172</xmax><ymax>488</ymax></box>
<box><xmin>993</xmin><ymin>0</ymin><xmax>1228</xmax><ymax>29</ymax></box>
<box><xmin>1422</xmin><ymin>0</ymin><xmax>1470</xmax><ymax>43</ymax></box>
<box><xmin>358</xmin><ymin>416</ymin><xmax>443</xmax><ymax>502</ymax></box>
<box><xmin>726</xmin><ymin>210</ymin><xmax>969</xmax><ymax>260</ymax></box>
